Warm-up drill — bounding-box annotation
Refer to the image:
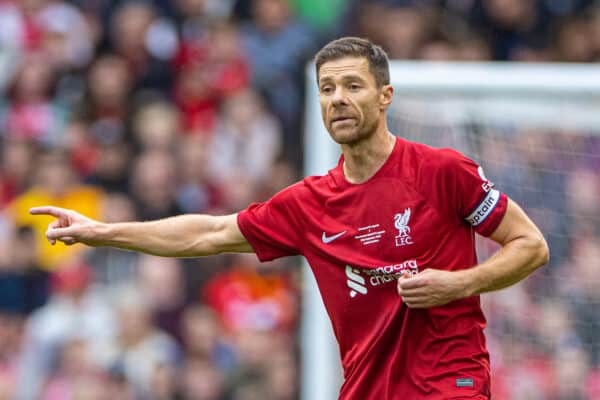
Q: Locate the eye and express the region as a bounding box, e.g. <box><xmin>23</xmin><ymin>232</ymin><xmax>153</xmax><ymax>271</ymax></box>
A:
<box><xmin>348</xmin><ymin>83</ymin><xmax>361</xmax><ymax>91</ymax></box>
<box><xmin>321</xmin><ymin>85</ymin><xmax>334</xmax><ymax>95</ymax></box>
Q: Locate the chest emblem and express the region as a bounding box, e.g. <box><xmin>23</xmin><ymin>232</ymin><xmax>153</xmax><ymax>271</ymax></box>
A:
<box><xmin>394</xmin><ymin>208</ymin><xmax>413</xmax><ymax>247</ymax></box>
<box><xmin>322</xmin><ymin>231</ymin><xmax>346</xmax><ymax>244</ymax></box>
<box><xmin>354</xmin><ymin>224</ymin><xmax>386</xmax><ymax>246</ymax></box>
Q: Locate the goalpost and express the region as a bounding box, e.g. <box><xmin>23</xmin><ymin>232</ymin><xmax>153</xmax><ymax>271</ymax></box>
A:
<box><xmin>302</xmin><ymin>62</ymin><xmax>600</xmax><ymax>400</ymax></box>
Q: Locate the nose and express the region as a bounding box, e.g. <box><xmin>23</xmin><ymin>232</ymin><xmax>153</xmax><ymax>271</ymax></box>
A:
<box><xmin>331</xmin><ymin>86</ymin><xmax>348</xmax><ymax>106</ymax></box>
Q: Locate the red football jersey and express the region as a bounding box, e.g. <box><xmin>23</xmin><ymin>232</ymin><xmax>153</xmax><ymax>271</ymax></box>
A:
<box><xmin>238</xmin><ymin>137</ymin><xmax>507</xmax><ymax>399</ymax></box>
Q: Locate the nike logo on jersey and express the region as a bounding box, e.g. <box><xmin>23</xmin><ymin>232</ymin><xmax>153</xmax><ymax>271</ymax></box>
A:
<box><xmin>322</xmin><ymin>231</ymin><xmax>346</xmax><ymax>243</ymax></box>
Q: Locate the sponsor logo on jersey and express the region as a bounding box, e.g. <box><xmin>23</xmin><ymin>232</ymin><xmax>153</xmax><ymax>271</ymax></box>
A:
<box><xmin>394</xmin><ymin>208</ymin><xmax>413</xmax><ymax>247</ymax></box>
<box><xmin>322</xmin><ymin>231</ymin><xmax>346</xmax><ymax>244</ymax></box>
<box><xmin>478</xmin><ymin>166</ymin><xmax>494</xmax><ymax>192</ymax></box>
<box><xmin>345</xmin><ymin>261</ymin><xmax>419</xmax><ymax>297</ymax></box>
<box><xmin>466</xmin><ymin>189</ymin><xmax>500</xmax><ymax>227</ymax></box>
<box><xmin>345</xmin><ymin>265</ymin><xmax>367</xmax><ymax>297</ymax></box>
<box><xmin>372</xmin><ymin>259</ymin><xmax>419</xmax><ymax>276</ymax></box>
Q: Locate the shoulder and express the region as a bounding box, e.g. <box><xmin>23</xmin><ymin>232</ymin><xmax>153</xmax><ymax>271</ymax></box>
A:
<box><xmin>408</xmin><ymin>141</ymin><xmax>467</xmax><ymax>166</ymax></box>
<box><xmin>278</xmin><ymin>174</ymin><xmax>332</xmax><ymax>199</ymax></box>
<box><xmin>262</xmin><ymin>174</ymin><xmax>336</xmax><ymax>216</ymax></box>
<box><xmin>271</xmin><ymin>180</ymin><xmax>307</xmax><ymax>201</ymax></box>
<box><xmin>400</xmin><ymin>140</ymin><xmax>470</xmax><ymax>177</ymax></box>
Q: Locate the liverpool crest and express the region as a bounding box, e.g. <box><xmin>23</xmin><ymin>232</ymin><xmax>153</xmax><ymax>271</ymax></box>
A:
<box><xmin>394</xmin><ymin>208</ymin><xmax>413</xmax><ymax>247</ymax></box>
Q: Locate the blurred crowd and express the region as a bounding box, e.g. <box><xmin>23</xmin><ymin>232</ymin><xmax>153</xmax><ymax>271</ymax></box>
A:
<box><xmin>475</xmin><ymin>129</ymin><xmax>600</xmax><ymax>400</ymax></box>
<box><xmin>0</xmin><ymin>0</ymin><xmax>599</xmax><ymax>399</ymax></box>
<box><xmin>391</xmin><ymin>113</ymin><xmax>600</xmax><ymax>399</ymax></box>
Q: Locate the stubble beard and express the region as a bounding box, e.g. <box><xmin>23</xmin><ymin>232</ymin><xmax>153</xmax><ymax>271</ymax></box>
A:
<box><xmin>328</xmin><ymin>117</ymin><xmax>378</xmax><ymax>146</ymax></box>
<box><xmin>330</xmin><ymin>126</ymin><xmax>362</xmax><ymax>145</ymax></box>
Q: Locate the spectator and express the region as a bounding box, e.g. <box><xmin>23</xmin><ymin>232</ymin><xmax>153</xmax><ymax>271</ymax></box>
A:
<box><xmin>173</xmin><ymin>20</ymin><xmax>249</xmax><ymax>134</ymax></box>
<box><xmin>149</xmin><ymin>362</ymin><xmax>179</xmax><ymax>400</ymax></box>
<box><xmin>475</xmin><ymin>0</ymin><xmax>548</xmax><ymax>60</ymax></box>
<box><xmin>552</xmin><ymin>346</ymin><xmax>590</xmax><ymax>400</ymax></box>
<box><xmin>137</xmin><ymin>255</ymin><xmax>186</xmax><ymax>342</ymax></box>
<box><xmin>564</xmin><ymin>237</ymin><xmax>600</xmax><ymax>366</ymax></box>
<box><xmin>1</xmin><ymin>53</ymin><xmax>67</xmax><ymax>146</ymax></box>
<box><xmin>0</xmin><ymin>0</ymin><xmax>52</xmax><ymax>55</ymax></box>
<box><xmin>590</xmin><ymin>7</ymin><xmax>600</xmax><ymax>59</ymax></box>
<box><xmin>347</xmin><ymin>1</ymin><xmax>389</xmax><ymax>44</ymax></box>
<box><xmin>206</xmin><ymin>21</ymin><xmax>250</xmax><ymax>97</ymax></box>
<box><xmin>77</xmin><ymin>54</ymin><xmax>132</xmax><ymax>144</ymax></box>
<box><xmin>41</xmin><ymin>338</ymin><xmax>105</xmax><ymax>400</ymax></box>
<box><xmin>456</xmin><ymin>36</ymin><xmax>493</xmax><ymax>60</ymax></box>
<box><xmin>0</xmin><ymin>225</ymin><xmax>49</xmax><ymax>315</ymax></box>
<box><xmin>240</xmin><ymin>0</ymin><xmax>316</xmax><ymax>166</ymax></box>
<box><xmin>226</xmin><ymin>369</ymin><xmax>270</xmax><ymax>400</ymax></box>
<box><xmin>380</xmin><ymin>5</ymin><xmax>433</xmax><ymax>59</ymax></box>
<box><xmin>207</xmin><ymin>88</ymin><xmax>282</xmax><ymax>184</ymax></box>
<box><xmin>107</xmin><ymin>1</ymin><xmax>176</xmax><ymax>92</ymax></box>
<box><xmin>86</xmin><ymin>136</ymin><xmax>133</xmax><ymax>194</ymax></box>
<box><xmin>106</xmin><ymin>285</ymin><xmax>180</xmax><ymax>399</ymax></box>
<box><xmin>0</xmin><ymin>139</ymin><xmax>36</xmax><ymax>208</ymax></box>
<box><xmin>172</xmin><ymin>53</ymin><xmax>219</xmax><ymax>134</ymax></box>
<box><xmin>176</xmin><ymin>135</ymin><xmax>223</xmax><ymax>214</ymax></box>
<box><xmin>181</xmin><ymin>304</ymin><xmax>236</xmax><ymax>372</ymax></box>
<box><xmin>264</xmin><ymin>347</ymin><xmax>297</xmax><ymax>400</ymax></box>
<box><xmin>552</xmin><ymin>16</ymin><xmax>595</xmax><ymax>62</ymax></box>
<box><xmin>565</xmin><ymin>169</ymin><xmax>599</xmax><ymax>239</ymax></box>
<box><xmin>132</xmin><ymin>100</ymin><xmax>181</xmax><ymax>151</ymax></box>
<box><xmin>86</xmin><ymin>193</ymin><xmax>139</xmax><ymax>286</ymax></box>
<box><xmin>174</xmin><ymin>0</ymin><xmax>212</xmax><ymax>43</ymax></box>
<box><xmin>0</xmin><ymin>312</ymin><xmax>24</xmax><ymax>399</ymax></box>
<box><xmin>179</xmin><ymin>356</ymin><xmax>226</xmax><ymax>400</ymax></box>
<box><xmin>103</xmin><ymin>364</ymin><xmax>136</xmax><ymax>400</ymax></box>
<box><xmin>418</xmin><ymin>39</ymin><xmax>458</xmax><ymax>61</ymax></box>
<box><xmin>14</xmin><ymin>261</ymin><xmax>116</xmax><ymax>399</ymax></box>
<box><xmin>8</xmin><ymin>150</ymin><xmax>105</xmax><ymax>270</ymax></box>
<box><xmin>0</xmin><ymin>1</ymin><xmax>29</xmax><ymax>54</ymax></box>
<box><xmin>35</xmin><ymin>0</ymin><xmax>94</xmax><ymax>70</ymax></box>
<box><xmin>204</xmin><ymin>254</ymin><xmax>297</xmax><ymax>333</ymax></box>
<box><xmin>130</xmin><ymin>149</ymin><xmax>182</xmax><ymax>220</ymax></box>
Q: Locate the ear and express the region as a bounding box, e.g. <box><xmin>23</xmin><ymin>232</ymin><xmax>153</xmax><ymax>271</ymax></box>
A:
<box><xmin>380</xmin><ymin>84</ymin><xmax>394</xmax><ymax>111</ymax></box>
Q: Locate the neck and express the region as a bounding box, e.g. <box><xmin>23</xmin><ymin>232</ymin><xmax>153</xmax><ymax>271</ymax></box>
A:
<box><xmin>341</xmin><ymin>124</ymin><xmax>396</xmax><ymax>184</ymax></box>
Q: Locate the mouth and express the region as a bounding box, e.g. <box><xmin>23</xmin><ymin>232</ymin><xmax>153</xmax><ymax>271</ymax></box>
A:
<box><xmin>331</xmin><ymin>116</ymin><xmax>355</xmax><ymax>125</ymax></box>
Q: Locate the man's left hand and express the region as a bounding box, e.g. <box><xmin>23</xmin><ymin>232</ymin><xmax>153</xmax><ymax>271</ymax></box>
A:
<box><xmin>397</xmin><ymin>269</ymin><xmax>470</xmax><ymax>308</ymax></box>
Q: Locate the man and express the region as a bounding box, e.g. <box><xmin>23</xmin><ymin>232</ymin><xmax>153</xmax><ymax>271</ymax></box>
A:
<box><xmin>31</xmin><ymin>37</ymin><xmax>549</xmax><ymax>399</ymax></box>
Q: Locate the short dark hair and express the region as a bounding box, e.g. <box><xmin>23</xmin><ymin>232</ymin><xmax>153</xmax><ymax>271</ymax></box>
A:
<box><xmin>315</xmin><ymin>37</ymin><xmax>390</xmax><ymax>87</ymax></box>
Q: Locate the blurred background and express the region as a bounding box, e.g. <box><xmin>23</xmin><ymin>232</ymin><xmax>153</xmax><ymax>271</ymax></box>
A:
<box><xmin>0</xmin><ymin>0</ymin><xmax>599</xmax><ymax>399</ymax></box>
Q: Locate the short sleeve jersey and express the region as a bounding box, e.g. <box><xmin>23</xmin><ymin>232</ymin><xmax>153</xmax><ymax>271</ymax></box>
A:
<box><xmin>237</xmin><ymin>137</ymin><xmax>507</xmax><ymax>399</ymax></box>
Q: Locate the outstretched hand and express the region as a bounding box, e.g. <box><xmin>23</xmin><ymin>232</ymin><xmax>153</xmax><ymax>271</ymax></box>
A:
<box><xmin>29</xmin><ymin>206</ymin><xmax>101</xmax><ymax>246</ymax></box>
<box><xmin>397</xmin><ymin>269</ymin><xmax>469</xmax><ymax>308</ymax></box>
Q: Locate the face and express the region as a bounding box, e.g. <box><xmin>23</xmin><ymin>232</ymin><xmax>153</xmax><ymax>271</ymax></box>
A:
<box><xmin>318</xmin><ymin>57</ymin><xmax>392</xmax><ymax>145</ymax></box>
<box><xmin>253</xmin><ymin>0</ymin><xmax>289</xmax><ymax>31</ymax></box>
<box><xmin>89</xmin><ymin>56</ymin><xmax>131</xmax><ymax>105</ymax></box>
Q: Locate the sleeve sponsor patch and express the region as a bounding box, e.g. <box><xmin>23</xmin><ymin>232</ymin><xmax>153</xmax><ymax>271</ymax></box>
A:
<box><xmin>478</xmin><ymin>166</ymin><xmax>495</xmax><ymax>192</ymax></box>
<box><xmin>465</xmin><ymin>189</ymin><xmax>500</xmax><ymax>226</ymax></box>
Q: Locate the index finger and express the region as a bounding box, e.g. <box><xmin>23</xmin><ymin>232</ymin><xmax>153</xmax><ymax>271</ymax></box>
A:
<box><xmin>29</xmin><ymin>206</ymin><xmax>68</xmax><ymax>218</ymax></box>
<box><xmin>398</xmin><ymin>276</ymin><xmax>427</xmax><ymax>290</ymax></box>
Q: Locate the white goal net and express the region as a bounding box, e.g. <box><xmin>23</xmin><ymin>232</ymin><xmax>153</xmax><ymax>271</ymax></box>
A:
<box><xmin>302</xmin><ymin>62</ymin><xmax>600</xmax><ymax>400</ymax></box>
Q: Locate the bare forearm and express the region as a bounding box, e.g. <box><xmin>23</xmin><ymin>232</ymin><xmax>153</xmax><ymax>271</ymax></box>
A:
<box><xmin>460</xmin><ymin>236</ymin><xmax>549</xmax><ymax>296</ymax></box>
<box><xmin>30</xmin><ymin>206</ymin><xmax>251</xmax><ymax>256</ymax></box>
<box><xmin>94</xmin><ymin>214</ymin><xmax>242</xmax><ymax>257</ymax></box>
<box><xmin>396</xmin><ymin>199</ymin><xmax>549</xmax><ymax>308</ymax></box>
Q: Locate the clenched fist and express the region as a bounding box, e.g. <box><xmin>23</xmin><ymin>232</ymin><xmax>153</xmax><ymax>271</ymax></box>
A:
<box><xmin>397</xmin><ymin>268</ymin><xmax>470</xmax><ymax>308</ymax></box>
